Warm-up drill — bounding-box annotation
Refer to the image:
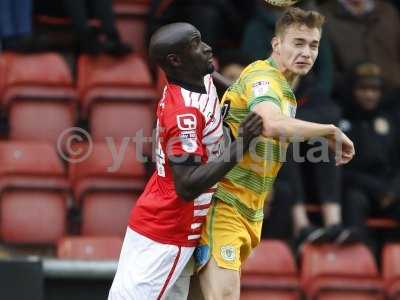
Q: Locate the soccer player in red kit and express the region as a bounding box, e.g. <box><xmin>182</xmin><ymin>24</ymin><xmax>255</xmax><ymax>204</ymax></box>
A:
<box><xmin>108</xmin><ymin>23</ymin><xmax>263</xmax><ymax>300</ymax></box>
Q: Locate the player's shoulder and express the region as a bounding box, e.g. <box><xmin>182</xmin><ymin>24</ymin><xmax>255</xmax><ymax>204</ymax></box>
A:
<box><xmin>240</xmin><ymin>59</ymin><xmax>282</xmax><ymax>84</ymax></box>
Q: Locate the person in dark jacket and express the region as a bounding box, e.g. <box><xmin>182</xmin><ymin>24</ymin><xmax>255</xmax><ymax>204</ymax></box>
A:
<box><xmin>319</xmin><ymin>0</ymin><xmax>400</xmax><ymax>93</ymax></box>
<box><xmin>340</xmin><ymin>62</ymin><xmax>400</xmax><ymax>244</ymax></box>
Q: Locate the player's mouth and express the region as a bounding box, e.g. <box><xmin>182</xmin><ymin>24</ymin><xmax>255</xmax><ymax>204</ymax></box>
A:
<box><xmin>295</xmin><ymin>62</ymin><xmax>310</xmax><ymax>67</ymax></box>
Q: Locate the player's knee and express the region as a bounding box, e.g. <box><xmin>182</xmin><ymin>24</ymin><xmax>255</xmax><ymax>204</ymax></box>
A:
<box><xmin>221</xmin><ymin>285</ymin><xmax>237</xmax><ymax>300</ymax></box>
<box><xmin>218</xmin><ymin>275</ymin><xmax>240</xmax><ymax>300</ymax></box>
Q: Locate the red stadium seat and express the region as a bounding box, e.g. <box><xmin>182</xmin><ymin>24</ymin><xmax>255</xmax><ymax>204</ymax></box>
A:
<box><xmin>241</xmin><ymin>240</ymin><xmax>301</xmax><ymax>300</ymax></box>
<box><xmin>69</xmin><ymin>142</ymin><xmax>145</xmax><ymax>199</ymax></box>
<box><xmin>0</xmin><ymin>52</ymin><xmax>77</xmax><ymax>143</ymax></box>
<box><xmin>301</xmin><ymin>244</ymin><xmax>384</xmax><ymax>300</ymax></box>
<box><xmin>0</xmin><ymin>141</ymin><xmax>69</xmax><ymax>244</ymax></box>
<box><xmin>90</xmin><ymin>101</ymin><xmax>154</xmax><ymax>146</ymax></box>
<box><xmin>382</xmin><ymin>243</ymin><xmax>400</xmax><ymax>300</ymax></box>
<box><xmin>9</xmin><ymin>99</ymin><xmax>76</xmax><ymax>144</ymax></box>
<box><xmin>82</xmin><ymin>192</ymin><xmax>138</xmax><ymax>236</ymax></box>
<box><xmin>1</xmin><ymin>190</ymin><xmax>67</xmax><ymax>244</ymax></box>
<box><xmin>68</xmin><ymin>142</ymin><xmax>145</xmax><ymax>236</ymax></box>
<box><xmin>77</xmin><ymin>53</ymin><xmax>153</xmax><ymax>105</ymax></box>
<box><xmin>156</xmin><ymin>67</ymin><xmax>167</xmax><ymax>99</ymax></box>
<box><xmin>57</xmin><ymin>236</ymin><xmax>122</xmax><ymax>260</ymax></box>
<box><xmin>367</xmin><ymin>218</ymin><xmax>399</xmax><ymax>229</ymax></box>
<box><xmin>77</xmin><ymin>54</ymin><xmax>156</xmax><ymax>145</ymax></box>
<box><xmin>113</xmin><ymin>0</ymin><xmax>149</xmax><ymax>56</ymax></box>
<box><xmin>0</xmin><ymin>141</ymin><xmax>68</xmax><ymax>190</ymax></box>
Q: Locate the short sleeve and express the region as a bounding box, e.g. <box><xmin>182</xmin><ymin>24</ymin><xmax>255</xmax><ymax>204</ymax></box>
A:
<box><xmin>241</xmin><ymin>71</ymin><xmax>282</xmax><ymax>111</ymax></box>
<box><xmin>162</xmin><ymin>106</ymin><xmax>206</xmax><ymax>159</ymax></box>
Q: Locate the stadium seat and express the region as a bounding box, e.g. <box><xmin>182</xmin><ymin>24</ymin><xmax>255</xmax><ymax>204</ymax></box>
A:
<box><xmin>113</xmin><ymin>0</ymin><xmax>149</xmax><ymax>55</ymax></box>
<box><xmin>0</xmin><ymin>141</ymin><xmax>68</xmax><ymax>190</ymax></box>
<box><xmin>241</xmin><ymin>240</ymin><xmax>301</xmax><ymax>300</ymax></box>
<box><xmin>0</xmin><ymin>141</ymin><xmax>69</xmax><ymax>244</ymax></box>
<box><xmin>77</xmin><ymin>53</ymin><xmax>154</xmax><ymax>107</ymax></box>
<box><xmin>156</xmin><ymin>67</ymin><xmax>167</xmax><ymax>99</ymax></box>
<box><xmin>382</xmin><ymin>243</ymin><xmax>400</xmax><ymax>300</ymax></box>
<box><xmin>9</xmin><ymin>99</ymin><xmax>76</xmax><ymax>144</ymax></box>
<box><xmin>367</xmin><ymin>218</ymin><xmax>399</xmax><ymax>229</ymax></box>
<box><xmin>77</xmin><ymin>54</ymin><xmax>156</xmax><ymax>145</ymax></box>
<box><xmin>81</xmin><ymin>192</ymin><xmax>138</xmax><ymax>236</ymax></box>
<box><xmin>69</xmin><ymin>142</ymin><xmax>146</xmax><ymax>236</ymax></box>
<box><xmin>0</xmin><ymin>52</ymin><xmax>77</xmax><ymax>143</ymax></box>
<box><xmin>301</xmin><ymin>244</ymin><xmax>384</xmax><ymax>300</ymax></box>
<box><xmin>1</xmin><ymin>190</ymin><xmax>67</xmax><ymax>244</ymax></box>
<box><xmin>57</xmin><ymin>236</ymin><xmax>122</xmax><ymax>260</ymax></box>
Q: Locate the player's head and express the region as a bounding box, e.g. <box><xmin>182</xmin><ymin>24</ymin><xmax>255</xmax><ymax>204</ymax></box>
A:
<box><xmin>149</xmin><ymin>23</ymin><xmax>214</xmax><ymax>81</ymax></box>
<box><xmin>352</xmin><ymin>62</ymin><xmax>383</xmax><ymax>111</ymax></box>
<box><xmin>271</xmin><ymin>7</ymin><xmax>325</xmax><ymax>76</ymax></box>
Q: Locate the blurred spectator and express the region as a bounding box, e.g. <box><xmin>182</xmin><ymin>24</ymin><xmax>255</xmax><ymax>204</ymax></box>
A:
<box><xmin>319</xmin><ymin>0</ymin><xmax>400</xmax><ymax>94</ymax></box>
<box><xmin>61</xmin><ymin>0</ymin><xmax>132</xmax><ymax>55</ymax></box>
<box><xmin>241</xmin><ymin>0</ymin><xmax>333</xmax><ymax>96</ymax></box>
<box><xmin>0</xmin><ymin>0</ymin><xmax>33</xmax><ymax>51</ymax></box>
<box><xmin>148</xmin><ymin>0</ymin><xmax>256</xmax><ymax>52</ymax></box>
<box><xmin>218</xmin><ymin>49</ymin><xmax>252</xmax><ymax>82</ymax></box>
<box><xmin>340</xmin><ymin>62</ymin><xmax>400</xmax><ymax>244</ymax></box>
<box><xmin>393</xmin><ymin>0</ymin><xmax>400</xmax><ymax>10</ymax></box>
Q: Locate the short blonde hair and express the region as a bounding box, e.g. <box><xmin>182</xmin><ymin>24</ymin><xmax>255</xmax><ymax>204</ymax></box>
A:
<box><xmin>275</xmin><ymin>7</ymin><xmax>325</xmax><ymax>36</ymax></box>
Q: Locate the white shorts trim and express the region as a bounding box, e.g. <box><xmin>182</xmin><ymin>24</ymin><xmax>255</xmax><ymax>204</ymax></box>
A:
<box><xmin>108</xmin><ymin>227</ymin><xmax>194</xmax><ymax>300</ymax></box>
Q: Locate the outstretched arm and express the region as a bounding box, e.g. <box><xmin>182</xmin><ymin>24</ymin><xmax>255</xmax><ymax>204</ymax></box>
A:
<box><xmin>252</xmin><ymin>101</ymin><xmax>355</xmax><ymax>166</ymax></box>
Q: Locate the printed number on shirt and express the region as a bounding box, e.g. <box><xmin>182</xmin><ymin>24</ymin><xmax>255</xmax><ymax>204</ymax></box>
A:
<box><xmin>155</xmin><ymin>121</ymin><xmax>166</xmax><ymax>177</ymax></box>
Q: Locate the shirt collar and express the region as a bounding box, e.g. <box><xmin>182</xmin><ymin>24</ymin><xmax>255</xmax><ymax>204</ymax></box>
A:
<box><xmin>266</xmin><ymin>57</ymin><xmax>279</xmax><ymax>69</ymax></box>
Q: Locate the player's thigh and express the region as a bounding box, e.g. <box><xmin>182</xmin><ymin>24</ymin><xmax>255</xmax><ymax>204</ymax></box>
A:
<box><xmin>187</xmin><ymin>274</ymin><xmax>204</xmax><ymax>300</ymax></box>
<box><xmin>199</xmin><ymin>256</ymin><xmax>240</xmax><ymax>300</ymax></box>
<box><xmin>165</xmin><ymin>257</ymin><xmax>195</xmax><ymax>300</ymax></box>
<box><xmin>109</xmin><ymin>228</ymin><xmax>193</xmax><ymax>300</ymax></box>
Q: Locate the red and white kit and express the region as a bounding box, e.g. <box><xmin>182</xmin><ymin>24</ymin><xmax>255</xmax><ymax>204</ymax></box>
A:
<box><xmin>109</xmin><ymin>74</ymin><xmax>223</xmax><ymax>300</ymax></box>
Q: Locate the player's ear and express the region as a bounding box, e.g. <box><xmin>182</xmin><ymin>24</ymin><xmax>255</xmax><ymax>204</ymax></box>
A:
<box><xmin>166</xmin><ymin>53</ymin><xmax>182</xmax><ymax>67</ymax></box>
<box><xmin>271</xmin><ymin>36</ymin><xmax>280</xmax><ymax>55</ymax></box>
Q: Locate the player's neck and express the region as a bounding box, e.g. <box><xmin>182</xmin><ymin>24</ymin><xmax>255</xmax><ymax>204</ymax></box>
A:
<box><xmin>167</xmin><ymin>74</ymin><xmax>206</xmax><ymax>93</ymax></box>
<box><xmin>270</xmin><ymin>54</ymin><xmax>299</xmax><ymax>86</ymax></box>
<box><xmin>167</xmin><ymin>73</ymin><xmax>205</xmax><ymax>92</ymax></box>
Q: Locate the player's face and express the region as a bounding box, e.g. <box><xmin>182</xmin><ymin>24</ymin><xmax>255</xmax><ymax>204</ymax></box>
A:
<box><xmin>182</xmin><ymin>30</ymin><xmax>214</xmax><ymax>77</ymax></box>
<box><xmin>354</xmin><ymin>83</ymin><xmax>382</xmax><ymax>111</ymax></box>
<box><xmin>221</xmin><ymin>63</ymin><xmax>244</xmax><ymax>82</ymax></box>
<box><xmin>278</xmin><ymin>24</ymin><xmax>321</xmax><ymax>76</ymax></box>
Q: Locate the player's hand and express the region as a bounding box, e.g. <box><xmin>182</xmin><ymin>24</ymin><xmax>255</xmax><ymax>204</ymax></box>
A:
<box><xmin>238</xmin><ymin>112</ymin><xmax>263</xmax><ymax>146</ymax></box>
<box><xmin>327</xmin><ymin>127</ymin><xmax>355</xmax><ymax>166</ymax></box>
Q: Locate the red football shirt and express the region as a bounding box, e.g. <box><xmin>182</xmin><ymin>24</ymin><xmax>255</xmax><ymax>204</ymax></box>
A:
<box><xmin>129</xmin><ymin>75</ymin><xmax>224</xmax><ymax>247</ymax></box>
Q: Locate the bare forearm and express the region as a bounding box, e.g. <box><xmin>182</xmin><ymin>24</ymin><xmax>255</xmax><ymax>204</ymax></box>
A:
<box><xmin>264</xmin><ymin>114</ymin><xmax>336</xmax><ymax>140</ymax></box>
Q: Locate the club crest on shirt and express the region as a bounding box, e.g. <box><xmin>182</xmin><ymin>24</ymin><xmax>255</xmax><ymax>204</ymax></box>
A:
<box><xmin>374</xmin><ymin>117</ymin><xmax>390</xmax><ymax>135</ymax></box>
<box><xmin>252</xmin><ymin>80</ymin><xmax>270</xmax><ymax>98</ymax></box>
<box><xmin>220</xmin><ymin>245</ymin><xmax>236</xmax><ymax>262</ymax></box>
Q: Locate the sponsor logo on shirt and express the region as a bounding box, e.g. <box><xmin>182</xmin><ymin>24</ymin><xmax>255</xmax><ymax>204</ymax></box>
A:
<box><xmin>177</xmin><ymin>114</ymin><xmax>197</xmax><ymax>130</ymax></box>
<box><xmin>252</xmin><ymin>80</ymin><xmax>270</xmax><ymax>98</ymax></box>
<box><xmin>180</xmin><ymin>130</ymin><xmax>198</xmax><ymax>153</ymax></box>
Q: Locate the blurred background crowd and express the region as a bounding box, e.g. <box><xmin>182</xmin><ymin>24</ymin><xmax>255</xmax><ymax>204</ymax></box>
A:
<box><xmin>0</xmin><ymin>0</ymin><xmax>400</xmax><ymax>298</ymax></box>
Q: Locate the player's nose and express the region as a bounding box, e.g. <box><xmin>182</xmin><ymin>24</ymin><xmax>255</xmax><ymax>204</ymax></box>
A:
<box><xmin>202</xmin><ymin>42</ymin><xmax>212</xmax><ymax>54</ymax></box>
